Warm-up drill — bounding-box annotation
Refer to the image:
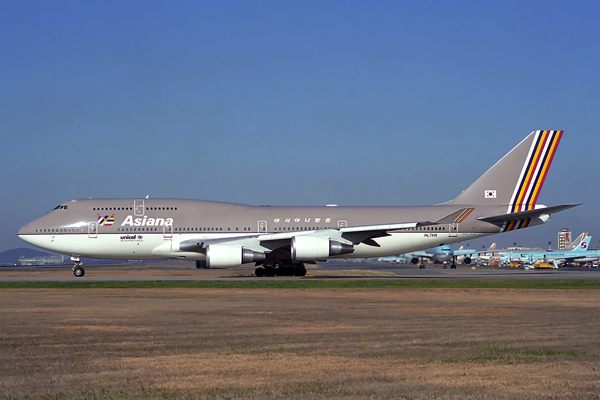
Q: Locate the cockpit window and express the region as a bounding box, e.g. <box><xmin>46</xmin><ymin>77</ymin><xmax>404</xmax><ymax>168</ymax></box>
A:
<box><xmin>53</xmin><ymin>205</ymin><xmax>69</xmax><ymax>210</ymax></box>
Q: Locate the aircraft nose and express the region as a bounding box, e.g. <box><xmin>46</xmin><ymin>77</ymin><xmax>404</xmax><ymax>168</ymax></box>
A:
<box><xmin>18</xmin><ymin>221</ymin><xmax>37</xmax><ymax>243</ymax></box>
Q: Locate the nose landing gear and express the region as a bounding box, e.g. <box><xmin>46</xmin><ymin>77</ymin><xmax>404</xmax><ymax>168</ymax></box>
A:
<box><xmin>71</xmin><ymin>257</ymin><xmax>85</xmax><ymax>277</ymax></box>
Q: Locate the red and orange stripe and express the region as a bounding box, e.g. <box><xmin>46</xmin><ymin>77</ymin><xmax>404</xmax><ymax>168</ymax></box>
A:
<box><xmin>510</xmin><ymin>130</ymin><xmax>563</xmax><ymax>213</ymax></box>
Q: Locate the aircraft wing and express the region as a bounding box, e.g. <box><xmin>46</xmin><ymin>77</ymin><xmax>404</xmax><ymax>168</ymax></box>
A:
<box><xmin>453</xmin><ymin>248</ymin><xmax>477</xmax><ymax>256</ymax></box>
<box><xmin>174</xmin><ymin>205</ymin><xmax>535</xmax><ymax>259</ymax></box>
<box><xmin>560</xmin><ymin>256</ymin><xmax>590</xmax><ymax>263</ymax></box>
<box><xmin>453</xmin><ymin>242</ymin><xmax>497</xmax><ymax>257</ymax></box>
<box><xmin>178</xmin><ymin>220</ymin><xmax>433</xmax><ymax>253</ymax></box>
<box><xmin>405</xmin><ymin>251</ymin><xmax>434</xmax><ymax>259</ymax></box>
<box><xmin>550</xmin><ymin>250</ymin><xmax>600</xmax><ymax>264</ymax></box>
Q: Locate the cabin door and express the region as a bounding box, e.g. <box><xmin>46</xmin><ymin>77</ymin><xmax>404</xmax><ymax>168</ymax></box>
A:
<box><xmin>258</xmin><ymin>221</ymin><xmax>267</xmax><ymax>233</ymax></box>
<box><xmin>449</xmin><ymin>223</ymin><xmax>458</xmax><ymax>237</ymax></box>
<box><xmin>163</xmin><ymin>222</ymin><xmax>173</xmax><ymax>238</ymax></box>
<box><xmin>134</xmin><ymin>199</ymin><xmax>145</xmax><ymax>216</ymax></box>
<box><xmin>88</xmin><ymin>221</ymin><xmax>98</xmax><ymax>238</ymax></box>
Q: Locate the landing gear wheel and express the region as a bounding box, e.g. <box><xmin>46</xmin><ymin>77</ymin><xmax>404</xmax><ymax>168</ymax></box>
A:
<box><xmin>294</xmin><ymin>265</ymin><xmax>307</xmax><ymax>276</ymax></box>
<box><xmin>255</xmin><ymin>267</ymin><xmax>265</xmax><ymax>277</ymax></box>
<box><xmin>276</xmin><ymin>266</ymin><xmax>294</xmax><ymax>276</ymax></box>
<box><xmin>73</xmin><ymin>266</ymin><xmax>85</xmax><ymax>277</ymax></box>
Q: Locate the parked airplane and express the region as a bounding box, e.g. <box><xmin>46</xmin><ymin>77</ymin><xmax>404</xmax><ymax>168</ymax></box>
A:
<box><xmin>407</xmin><ymin>245</ymin><xmax>454</xmax><ymax>268</ymax></box>
<box><xmin>404</xmin><ymin>242</ymin><xmax>498</xmax><ymax>269</ymax></box>
<box><xmin>500</xmin><ymin>233</ymin><xmax>594</xmax><ymax>268</ymax></box>
<box><xmin>457</xmin><ymin>243</ymin><xmax>501</xmax><ymax>265</ymax></box>
<box><xmin>18</xmin><ymin>130</ymin><xmax>578</xmax><ymax>277</ymax></box>
<box><xmin>454</xmin><ymin>243</ymin><xmax>498</xmax><ymax>266</ymax></box>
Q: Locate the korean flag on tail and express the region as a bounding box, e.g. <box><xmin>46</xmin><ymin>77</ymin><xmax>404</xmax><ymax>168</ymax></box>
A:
<box><xmin>485</xmin><ymin>190</ymin><xmax>497</xmax><ymax>199</ymax></box>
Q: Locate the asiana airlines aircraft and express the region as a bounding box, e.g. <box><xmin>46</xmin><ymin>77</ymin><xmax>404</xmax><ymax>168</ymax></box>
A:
<box><xmin>18</xmin><ymin>130</ymin><xmax>579</xmax><ymax>277</ymax></box>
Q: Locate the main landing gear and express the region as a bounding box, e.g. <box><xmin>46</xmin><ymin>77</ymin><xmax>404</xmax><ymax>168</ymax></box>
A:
<box><xmin>442</xmin><ymin>257</ymin><xmax>458</xmax><ymax>269</ymax></box>
<box><xmin>71</xmin><ymin>257</ymin><xmax>85</xmax><ymax>277</ymax></box>
<box><xmin>255</xmin><ymin>263</ymin><xmax>307</xmax><ymax>277</ymax></box>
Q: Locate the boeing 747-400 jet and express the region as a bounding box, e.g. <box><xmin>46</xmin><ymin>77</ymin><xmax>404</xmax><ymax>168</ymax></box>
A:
<box><xmin>18</xmin><ymin>130</ymin><xmax>579</xmax><ymax>277</ymax></box>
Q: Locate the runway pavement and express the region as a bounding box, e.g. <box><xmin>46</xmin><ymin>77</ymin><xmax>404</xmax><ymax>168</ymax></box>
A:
<box><xmin>1</xmin><ymin>260</ymin><xmax>599</xmax><ymax>282</ymax></box>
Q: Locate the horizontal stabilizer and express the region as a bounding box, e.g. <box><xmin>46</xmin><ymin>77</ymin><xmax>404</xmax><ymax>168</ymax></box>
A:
<box><xmin>478</xmin><ymin>204</ymin><xmax>580</xmax><ymax>226</ymax></box>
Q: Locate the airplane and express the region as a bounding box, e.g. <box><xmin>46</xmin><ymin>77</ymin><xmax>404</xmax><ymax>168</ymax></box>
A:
<box><xmin>497</xmin><ymin>231</ymin><xmax>589</xmax><ymax>268</ymax></box>
<box><xmin>18</xmin><ymin>130</ymin><xmax>579</xmax><ymax>277</ymax></box>
<box><xmin>376</xmin><ymin>242</ymin><xmax>495</xmax><ymax>268</ymax></box>
<box><xmin>406</xmin><ymin>245</ymin><xmax>454</xmax><ymax>269</ymax></box>
<box><xmin>500</xmin><ymin>233</ymin><xmax>595</xmax><ymax>268</ymax></box>
<box><xmin>453</xmin><ymin>243</ymin><xmax>497</xmax><ymax>266</ymax></box>
<box><xmin>404</xmin><ymin>242</ymin><xmax>498</xmax><ymax>269</ymax></box>
<box><xmin>457</xmin><ymin>243</ymin><xmax>504</xmax><ymax>265</ymax></box>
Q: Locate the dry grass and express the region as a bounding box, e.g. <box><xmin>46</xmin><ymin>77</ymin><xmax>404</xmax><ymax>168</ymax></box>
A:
<box><xmin>0</xmin><ymin>288</ymin><xmax>599</xmax><ymax>399</ymax></box>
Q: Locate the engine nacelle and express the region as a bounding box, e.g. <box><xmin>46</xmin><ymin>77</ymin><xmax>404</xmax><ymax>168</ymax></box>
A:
<box><xmin>462</xmin><ymin>256</ymin><xmax>472</xmax><ymax>265</ymax></box>
<box><xmin>410</xmin><ymin>257</ymin><xmax>420</xmax><ymax>265</ymax></box>
<box><xmin>206</xmin><ymin>244</ymin><xmax>266</xmax><ymax>268</ymax></box>
<box><xmin>291</xmin><ymin>236</ymin><xmax>354</xmax><ymax>260</ymax></box>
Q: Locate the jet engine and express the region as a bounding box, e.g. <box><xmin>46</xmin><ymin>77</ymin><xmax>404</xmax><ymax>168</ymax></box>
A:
<box><xmin>462</xmin><ymin>256</ymin><xmax>472</xmax><ymax>265</ymax></box>
<box><xmin>206</xmin><ymin>244</ymin><xmax>266</xmax><ymax>268</ymax></box>
<box><xmin>410</xmin><ymin>257</ymin><xmax>420</xmax><ymax>265</ymax></box>
<box><xmin>291</xmin><ymin>235</ymin><xmax>354</xmax><ymax>260</ymax></box>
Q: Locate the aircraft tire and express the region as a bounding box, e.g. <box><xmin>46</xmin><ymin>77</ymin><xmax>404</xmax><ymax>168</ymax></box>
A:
<box><xmin>294</xmin><ymin>265</ymin><xmax>307</xmax><ymax>276</ymax></box>
<box><xmin>73</xmin><ymin>267</ymin><xmax>85</xmax><ymax>277</ymax></box>
<box><xmin>255</xmin><ymin>267</ymin><xmax>265</xmax><ymax>277</ymax></box>
<box><xmin>264</xmin><ymin>267</ymin><xmax>276</xmax><ymax>277</ymax></box>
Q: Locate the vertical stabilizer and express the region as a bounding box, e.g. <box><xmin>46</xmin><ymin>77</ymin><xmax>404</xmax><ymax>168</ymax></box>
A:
<box><xmin>566</xmin><ymin>233</ymin><xmax>591</xmax><ymax>251</ymax></box>
<box><xmin>447</xmin><ymin>130</ymin><xmax>563</xmax><ymax>210</ymax></box>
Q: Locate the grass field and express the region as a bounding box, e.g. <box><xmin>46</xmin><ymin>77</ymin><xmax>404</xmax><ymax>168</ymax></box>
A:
<box><xmin>1</xmin><ymin>287</ymin><xmax>599</xmax><ymax>399</ymax></box>
<box><xmin>2</xmin><ymin>279</ymin><xmax>600</xmax><ymax>289</ymax></box>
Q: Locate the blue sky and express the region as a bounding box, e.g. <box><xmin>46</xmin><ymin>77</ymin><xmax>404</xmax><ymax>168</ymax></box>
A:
<box><xmin>2</xmin><ymin>0</ymin><xmax>599</xmax><ymax>252</ymax></box>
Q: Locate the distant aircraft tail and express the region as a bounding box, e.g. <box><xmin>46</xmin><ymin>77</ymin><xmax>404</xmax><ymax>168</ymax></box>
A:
<box><xmin>447</xmin><ymin>130</ymin><xmax>563</xmax><ymax>210</ymax></box>
<box><xmin>566</xmin><ymin>233</ymin><xmax>591</xmax><ymax>251</ymax></box>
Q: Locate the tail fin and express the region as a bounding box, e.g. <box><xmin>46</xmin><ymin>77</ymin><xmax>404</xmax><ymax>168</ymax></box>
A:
<box><xmin>566</xmin><ymin>233</ymin><xmax>591</xmax><ymax>251</ymax></box>
<box><xmin>447</xmin><ymin>130</ymin><xmax>563</xmax><ymax>210</ymax></box>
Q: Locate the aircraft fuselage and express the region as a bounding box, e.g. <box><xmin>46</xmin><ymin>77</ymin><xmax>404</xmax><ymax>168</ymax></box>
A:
<box><xmin>18</xmin><ymin>198</ymin><xmax>505</xmax><ymax>261</ymax></box>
